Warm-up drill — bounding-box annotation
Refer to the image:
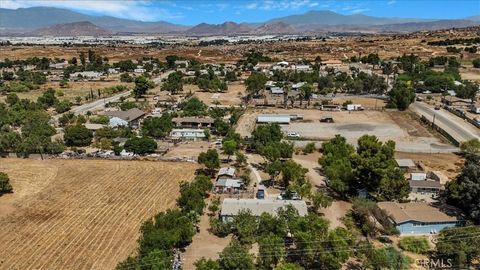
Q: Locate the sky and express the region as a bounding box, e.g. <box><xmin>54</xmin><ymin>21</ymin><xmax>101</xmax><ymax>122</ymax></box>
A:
<box><xmin>1</xmin><ymin>0</ymin><xmax>479</xmax><ymax>25</ymax></box>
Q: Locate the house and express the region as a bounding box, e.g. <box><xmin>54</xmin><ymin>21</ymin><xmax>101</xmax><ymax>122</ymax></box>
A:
<box><xmin>395</xmin><ymin>159</ymin><xmax>416</xmax><ymax>171</ymax></box>
<box><xmin>377</xmin><ymin>202</ymin><xmax>463</xmax><ymax>235</ymax></box>
<box><xmin>409</xmin><ymin>180</ymin><xmax>442</xmax><ymax>194</ymax></box>
<box><xmin>170</xmin><ymin>129</ymin><xmax>205</xmax><ymax>140</ymax></box>
<box><xmin>70</xmin><ymin>71</ymin><xmax>103</xmax><ymax>81</ymax></box>
<box><xmin>217</xmin><ymin>167</ymin><xmax>236</xmax><ymax>179</ymax></box>
<box><xmin>257</xmin><ymin>114</ymin><xmax>291</xmax><ymax>124</ymax></box>
<box><xmin>172</xmin><ymin>117</ymin><xmax>214</xmax><ymax>128</ymax></box>
<box><xmin>291</xmin><ymin>82</ymin><xmax>306</xmax><ymax>90</ymax></box>
<box><xmin>220</xmin><ymin>198</ymin><xmax>308</xmax><ymax>222</ymax></box>
<box><xmin>410</xmin><ymin>172</ymin><xmax>427</xmax><ymax>181</ymax></box>
<box><xmin>105</xmin><ymin>108</ymin><xmax>146</xmax><ymax>128</ymax></box>
<box><xmin>320</xmin><ymin>104</ymin><xmax>342</xmax><ymax>111</ymax></box>
<box><xmin>292</xmin><ymin>65</ymin><xmax>312</xmax><ymax>72</ymax></box>
<box><xmin>270</xmin><ymin>87</ymin><xmax>284</xmax><ymax>95</ymax></box>
<box><xmin>49</xmin><ymin>61</ymin><xmax>68</xmax><ymax>69</ymax></box>
<box><xmin>215</xmin><ymin>178</ymin><xmax>244</xmax><ymax>193</ymax></box>
<box><xmin>174</xmin><ymin>60</ymin><xmax>189</xmax><ymax>67</ymax></box>
<box><xmin>134</xmin><ymin>68</ymin><xmax>146</xmax><ymax>73</ymax></box>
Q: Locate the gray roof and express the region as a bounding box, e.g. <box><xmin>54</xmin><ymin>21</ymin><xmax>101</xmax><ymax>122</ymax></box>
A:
<box><xmin>216</xmin><ymin>178</ymin><xmax>243</xmax><ymax>188</ymax></box>
<box><xmin>105</xmin><ymin>108</ymin><xmax>145</xmax><ymax>122</ymax></box>
<box><xmin>218</xmin><ymin>167</ymin><xmax>236</xmax><ymax>177</ymax></box>
<box><xmin>395</xmin><ymin>159</ymin><xmax>416</xmax><ymax>168</ymax></box>
<box><xmin>409</xmin><ymin>180</ymin><xmax>442</xmax><ymax>189</ymax></box>
<box><xmin>172</xmin><ymin>117</ymin><xmax>214</xmax><ymax>124</ymax></box>
<box><xmin>220</xmin><ymin>198</ymin><xmax>308</xmax><ymax>217</ymax></box>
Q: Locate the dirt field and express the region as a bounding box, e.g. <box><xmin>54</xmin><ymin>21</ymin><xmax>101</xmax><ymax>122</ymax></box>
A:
<box><xmin>395</xmin><ymin>152</ymin><xmax>464</xmax><ymax>180</ymax></box>
<box><xmin>0</xmin><ymin>158</ymin><xmax>198</xmax><ymax>270</ymax></box>
<box><xmin>183</xmin><ymin>82</ymin><xmax>245</xmax><ymax>106</ymax></box>
<box><xmin>238</xmin><ymin>107</ymin><xmax>456</xmax><ymax>153</ymax></box>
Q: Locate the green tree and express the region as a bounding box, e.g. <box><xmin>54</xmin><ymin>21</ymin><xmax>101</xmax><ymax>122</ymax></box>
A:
<box><xmin>299</xmin><ymin>83</ymin><xmax>313</xmax><ymax>106</ymax></box>
<box><xmin>366</xmin><ymin>247</ymin><xmax>410</xmax><ymax>270</ymax></box>
<box><xmin>64</xmin><ymin>124</ymin><xmax>93</xmax><ymax>147</ymax></box>
<box><xmin>198</xmin><ymin>149</ymin><xmax>220</xmax><ymax>174</ymax></box>
<box><xmin>37</xmin><ymin>88</ymin><xmax>58</xmax><ymax>107</ymax></box>
<box><xmin>133</xmin><ymin>76</ymin><xmax>154</xmax><ymax>98</ymax></box>
<box><xmin>180</xmin><ymin>97</ymin><xmax>208</xmax><ymax>116</ymax></box>
<box><xmin>218</xmin><ymin>240</ymin><xmax>255</xmax><ymax>270</ymax></box>
<box><xmin>460</xmin><ymin>139</ymin><xmax>480</xmax><ymax>155</ymax></box>
<box><xmin>473</xmin><ymin>59</ymin><xmax>480</xmax><ymax>68</ymax></box>
<box><xmin>387</xmin><ymin>81</ymin><xmax>415</xmax><ymax>110</ymax></box>
<box><xmin>245</xmin><ymin>72</ymin><xmax>268</xmax><ymax>98</ymax></box>
<box><xmin>141</xmin><ymin>114</ymin><xmax>173</xmax><ymax>138</ymax></box>
<box><xmin>161</xmin><ymin>71</ymin><xmax>183</xmax><ymax>94</ymax></box>
<box><xmin>445</xmin><ymin>155</ymin><xmax>480</xmax><ymax>223</ymax></box>
<box><xmin>398</xmin><ymin>236</ymin><xmax>430</xmax><ymax>254</ymax></box>
<box><xmin>222</xmin><ymin>139</ymin><xmax>237</xmax><ymax>161</ymax></box>
<box><xmin>274</xmin><ymin>263</ymin><xmax>304</xmax><ymax>270</ymax></box>
<box><xmin>124</xmin><ymin>137</ymin><xmax>157</xmax><ymax>154</ymax></box>
<box><xmin>0</xmin><ymin>172</ymin><xmax>13</xmax><ymax>195</ymax></box>
<box><xmin>195</xmin><ymin>258</ymin><xmax>220</xmax><ymax>270</ymax></box>
<box><xmin>435</xmin><ymin>226</ymin><xmax>480</xmax><ymax>268</ymax></box>
<box><xmin>258</xmin><ymin>234</ymin><xmax>285</xmax><ymax>269</ymax></box>
<box><xmin>232</xmin><ymin>209</ymin><xmax>258</xmax><ymax>245</ymax></box>
<box><xmin>309</xmin><ymin>190</ymin><xmax>333</xmax><ymax>213</ymax></box>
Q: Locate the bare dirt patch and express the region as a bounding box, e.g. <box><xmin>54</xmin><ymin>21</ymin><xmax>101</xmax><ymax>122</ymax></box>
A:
<box><xmin>394</xmin><ymin>152</ymin><xmax>464</xmax><ymax>180</ymax></box>
<box><xmin>0</xmin><ymin>158</ymin><xmax>197</xmax><ymax>270</ymax></box>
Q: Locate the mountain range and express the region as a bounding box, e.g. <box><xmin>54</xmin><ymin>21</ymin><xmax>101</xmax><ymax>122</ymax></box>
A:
<box><xmin>0</xmin><ymin>7</ymin><xmax>478</xmax><ymax>36</ymax></box>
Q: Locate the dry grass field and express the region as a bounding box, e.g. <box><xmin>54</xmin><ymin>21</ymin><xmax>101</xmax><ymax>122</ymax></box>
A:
<box><xmin>0</xmin><ymin>158</ymin><xmax>198</xmax><ymax>270</ymax></box>
<box><xmin>0</xmin><ymin>81</ymin><xmax>133</xmax><ymax>103</ymax></box>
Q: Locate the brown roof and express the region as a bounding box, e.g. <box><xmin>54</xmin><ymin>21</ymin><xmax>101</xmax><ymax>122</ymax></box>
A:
<box><xmin>377</xmin><ymin>202</ymin><xmax>459</xmax><ymax>224</ymax></box>
<box><xmin>172</xmin><ymin>117</ymin><xmax>214</xmax><ymax>124</ymax></box>
<box><xmin>105</xmin><ymin>108</ymin><xmax>145</xmax><ymax>122</ymax></box>
<box><xmin>409</xmin><ymin>180</ymin><xmax>442</xmax><ymax>189</ymax></box>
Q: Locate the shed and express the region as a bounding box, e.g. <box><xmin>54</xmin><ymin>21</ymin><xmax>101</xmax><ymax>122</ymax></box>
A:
<box><xmin>170</xmin><ymin>129</ymin><xmax>205</xmax><ymax>140</ymax></box>
<box><xmin>395</xmin><ymin>159</ymin><xmax>416</xmax><ymax>170</ymax></box>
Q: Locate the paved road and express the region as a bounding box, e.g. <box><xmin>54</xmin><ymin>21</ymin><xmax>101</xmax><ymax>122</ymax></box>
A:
<box><xmin>70</xmin><ymin>91</ymin><xmax>131</xmax><ymax>115</ymax></box>
<box><xmin>411</xmin><ymin>102</ymin><xmax>480</xmax><ymax>143</ymax></box>
<box><xmin>54</xmin><ymin>71</ymin><xmax>174</xmax><ymax>119</ymax></box>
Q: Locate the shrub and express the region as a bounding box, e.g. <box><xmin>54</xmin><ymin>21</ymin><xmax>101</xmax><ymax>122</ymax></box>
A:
<box><xmin>303</xmin><ymin>142</ymin><xmax>316</xmax><ymax>154</ymax></box>
<box><xmin>0</xmin><ymin>172</ymin><xmax>13</xmax><ymax>195</ymax></box>
<box><xmin>398</xmin><ymin>236</ymin><xmax>430</xmax><ymax>254</ymax></box>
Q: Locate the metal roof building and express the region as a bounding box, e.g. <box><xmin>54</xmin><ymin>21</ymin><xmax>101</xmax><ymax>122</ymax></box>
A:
<box><xmin>256</xmin><ymin>114</ymin><xmax>291</xmax><ymax>124</ymax></box>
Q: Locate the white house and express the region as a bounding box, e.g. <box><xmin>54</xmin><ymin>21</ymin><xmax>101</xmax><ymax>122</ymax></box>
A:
<box><xmin>170</xmin><ymin>129</ymin><xmax>205</xmax><ymax>140</ymax></box>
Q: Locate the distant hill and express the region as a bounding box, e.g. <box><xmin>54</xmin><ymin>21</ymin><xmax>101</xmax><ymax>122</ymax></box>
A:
<box><xmin>375</xmin><ymin>19</ymin><xmax>480</xmax><ymax>32</ymax></box>
<box><xmin>0</xmin><ymin>7</ymin><xmax>187</xmax><ymax>33</ymax></box>
<box><xmin>253</xmin><ymin>22</ymin><xmax>297</xmax><ymax>34</ymax></box>
<box><xmin>266</xmin><ymin>10</ymin><xmax>429</xmax><ymax>26</ymax></box>
<box><xmin>0</xmin><ymin>6</ymin><xmax>478</xmax><ymax>35</ymax></box>
<box><xmin>185</xmin><ymin>22</ymin><xmax>252</xmax><ymax>35</ymax></box>
<box><xmin>30</xmin><ymin>21</ymin><xmax>112</xmax><ymax>36</ymax></box>
<box><xmin>464</xmin><ymin>15</ymin><xmax>480</xmax><ymax>22</ymax></box>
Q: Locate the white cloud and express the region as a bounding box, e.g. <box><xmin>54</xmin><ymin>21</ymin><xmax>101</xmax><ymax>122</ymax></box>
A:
<box><xmin>387</xmin><ymin>0</ymin><xmax>397</xmax><ymax>5</ymax></box>
<box><xmin>0</xmin><ymin>0</ymin><xmax>183</xmax><ymax>21</ymax></box>
<box><xmin>241</xmin><ymin>0</ymin><xmax>318</xmax><ymax>11</ymax></box>
<box><xmin>350</xmin><ymin>8</ymin><xmax>370</xmax><ymax>14</ymax></box>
